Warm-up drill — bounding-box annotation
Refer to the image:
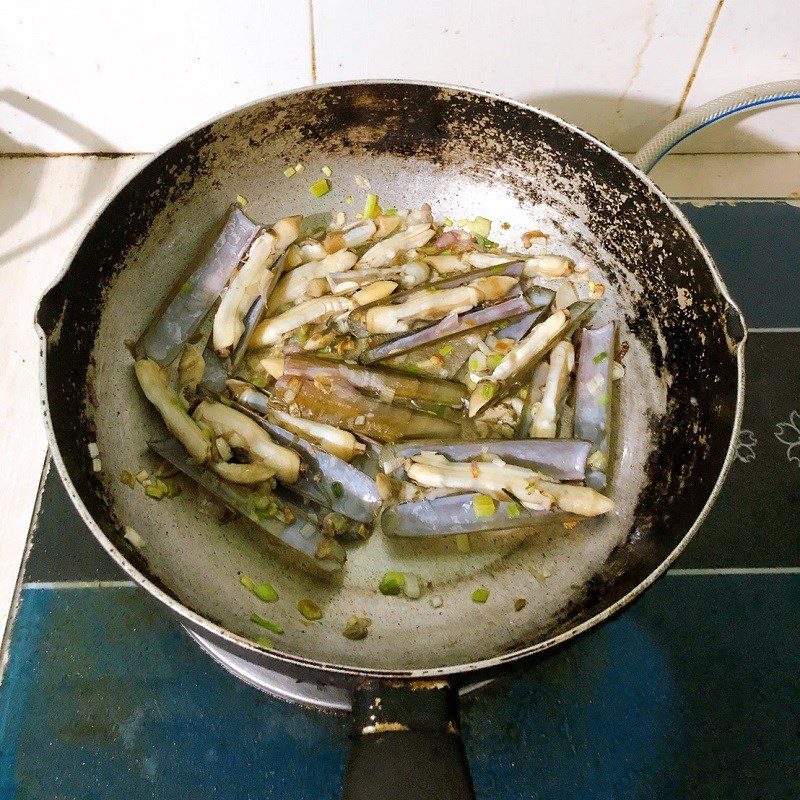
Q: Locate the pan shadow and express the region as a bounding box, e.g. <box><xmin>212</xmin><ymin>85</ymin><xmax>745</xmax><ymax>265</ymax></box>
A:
<box><xmin>0</xmin><ymin>89</ymin><xmax>133</xmax><ymax>268</ymax></box>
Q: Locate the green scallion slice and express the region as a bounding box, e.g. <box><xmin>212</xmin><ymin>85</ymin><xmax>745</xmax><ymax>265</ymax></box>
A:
<box><xmin>473</xmin><ymin>494</ymin><xmax>496</xmax><ymax>518</ymax></box>
<box><xmin>297</xmin><ymin>598</ymin><xmax>323</xmax><ymax>620</ymax></box>
<box><xmin>240</xmin><ymin>575</ymin><xmax>278</xmax><ymax>603</ymax></box>
<box><xmin>593</xmin><ymin>351</ymin><xmax>608</xmax><ymax>364</ymax></box>
<box><xmin>379</xmin><ymin>571</ymin><xmax>406</xmax><ymax>596</ymax></box>
<box><xmin>250</xmin><ymin>613</ymin><xmax>284</xmax><ymax>634</ymax></box>
<box><xmin>310</xmin><ymin>178</ymin><xmax>330</xmax><ymax>198</ymax></box>
<box><xmin>364</xmin><ymin>193</ymin><xmax>379</xmax><ymax>218</ymax></box>
<box><xmin>472</xmin><ymin>587</ymin><xmax>490</xmax><ymax>603</ymax></box>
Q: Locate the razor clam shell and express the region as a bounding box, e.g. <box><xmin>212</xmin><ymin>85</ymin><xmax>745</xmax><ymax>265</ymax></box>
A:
<box><xmin>574</xmin><ymin>323</ymin><xmax>615</xmax><ymax>490</ymax></box>
<box><xmin>381</xmin><ymin>492</ymin><xmax>554</xmax><ymax>537</ymax></box>
<box><xmin>227</xmin><ymin>393</ymin><xmax>381</xmax><ymax>522</ymax></box>
<box><xmin>228</xmin><ymin>250</ymin><xmax>289</xmax><ymax>372</ymax></box>
<box><xmin>503</xmin><ymin>298</ymin><xmax>601</xmax><ymax>431</ymax></box>
<box><xmin>361</xmin><ymin>288</ymin><xmax>546</xmax><ymax>364</ymax></box>
<box><xmin>347</xmin><ymin>260</ymin><xmax>525</xmax><ymax>338</ymax></box>
<box><xmin>281</xmin><ymin>354</ymin><xmax>467</xmax><ymax>408</ymax></box>
<box><xmin>379</xmin><ymin>438</ymin><xmax>590</xmax><ymax>480</ymax></box>
<box><xmin>137</xmin><ymin>205</ymin><xmax>261</xmax><ymax>365</ymax></box>
<box><xmin>149</xmin><ymin>437</ymin><xmax>344</xmax><ymax>571</ymax></box>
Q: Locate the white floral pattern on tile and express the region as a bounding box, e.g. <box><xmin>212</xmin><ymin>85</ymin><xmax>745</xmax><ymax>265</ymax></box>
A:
<box><xmin>736</xmin><ymin>429</ymin><xmax>758</xmax><ymax>463</ymax></box>
<box><xmin>774</xmin><ymin>411</ymin><xmax>800</xmax><ymax>467</ymax></box>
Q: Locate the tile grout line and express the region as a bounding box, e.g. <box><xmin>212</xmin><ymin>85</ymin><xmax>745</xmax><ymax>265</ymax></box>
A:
<box><xmin>668</xmin><ymin>567</ymin><xmax>800</xmax><ymax>575</ymax></box>
<box><xmin>673</xmin><ymin>0</ymin><xmax>726</xmax><ymax>119</ymax></box>
<box><xmin>0</xmin><ymin>151</ymin><xmax>149</xmax><ymax>159</ymax></box>
<box><xmin>19</xmin><ymin>568</ymin><xmax>800</xmax><ymax>590</ymax></box>
<box><xmin>308</xmin><ymin>0</ymin><xmax>317</xmax><ymax>85</ymax></box>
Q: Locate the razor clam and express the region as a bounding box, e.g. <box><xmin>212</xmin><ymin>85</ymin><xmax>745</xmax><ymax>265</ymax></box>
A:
<box><xmin>272</xmin><ymin>376</ymin><xmax>461</xmax><ymax>442</ymax></box>
<box><xmin>361</xmin><ymin>285</ymin><xmax>554</xmax><ymax>365</ymax></box>
<box><xmin>531</xmin><ymin>341</ymin><xmax>575</xmax><ymax>437</ymax></box>
<box><xmin>258</xmin><ymin>354</ymin><xmax>467</xmax><ymax>408</ymax></box>
<box><xmin>356</xmin><ymin>222</ymin><xmax>435</xmax><ymax>269</ymax></box>
<box><xmin>227</xmin><ymin>379</ymin><xmax>367</xmax><ymax>460</ymax></box>
<box><xmin>134</xmin><ymin>359</ymin><xmax>211</xmax><ymax>464</ymax></box>
<box><xmin>221</xmin><ymin>389</ymin><xmax>380</xmax><ymax>522</ymax></box>
<box><xmin>514</xmin><ymin>304</ymin><xmax>602</xmax><ymax>435</ymax></box>
<box><xmin>379</xmin><ymin>438</ymin><xmax>591</xmax><ymax>481</ymax></box>
<box><xmin>404</xmin><ymin>453</ymin><xmax>613</xmax><ymax>514</ymax></box>
<box><xmin>327</xmin><ymin>262</ymin><xmax>430</xmax><ymax>295</ymax></box>
<box><xmin>193</xmin><ymin>399</ymin><xmax>301</xmax><ymax>484</ymax></box>
<box><xmin>213</xmin><ymin>218</ymin><xmax>301</xmax><ymax>357</ymax></box>
<box><xmin>574</xmin><ymin>323</ymin><xmax>615</xmax><ymax>490</ymax></box>
<box><xmin>268</xmin><ymin>249</ymin><xmax>357</xmax><ymax>312</ymax></box>
<box><xmin>381</xmin><ymin>493</ymin><xmax>554</xmax><ymax>537</ymax></box>
<box><xmin>227</xmin><ymin>250</ymin><xmax>290</xmax><ymax>371</ymax></box>
<box><xmin>346</xmin><ymin>261</ymin><xmax>526</xmax><ymax>338</ymax></box>
<box><xmin>149</xmin><ymin>437</ymin><xmax>345</xmax><ymax>571</ymax></box>
<box><xmin>137</xmin><ymin>205</ymin><xmax>260</xmax><ymax>365</ymax></box>
<box><xmin>470</xmin><ymin>299</ymin><xmax>601</xmax><ymax>418</ymax></box>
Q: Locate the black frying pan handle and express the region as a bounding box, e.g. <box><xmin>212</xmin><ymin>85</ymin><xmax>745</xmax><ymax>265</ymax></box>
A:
<box><xmin>342</xmin><ymin>680</ymin><xmax>476</xmax><ymax>800</ymax></box>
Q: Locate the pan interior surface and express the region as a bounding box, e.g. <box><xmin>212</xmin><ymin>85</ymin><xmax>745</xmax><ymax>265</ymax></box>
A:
<box><xmin>39</xmin><ymin>84</ymin><xmax>741</xmax><ymax>673</ymax></box>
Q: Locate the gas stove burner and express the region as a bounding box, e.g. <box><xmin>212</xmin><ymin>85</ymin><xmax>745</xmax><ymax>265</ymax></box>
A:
<box><xmin>187</xmin><ymin>629</ymin><xmax>492</xmax><ymax>712</ymax></box>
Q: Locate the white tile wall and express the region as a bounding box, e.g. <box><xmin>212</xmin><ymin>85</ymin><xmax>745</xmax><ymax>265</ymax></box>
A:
<box><xmin>676</xmin><ymin>0</ymin><xmax>800</xmax><ymax>152</ymax></box>
<box><xmin>0</xmin><ymin>155</ymin><xmax>147</xmax><ymax>635</ymax></box>
<box><xmin>0</xmin><ymin>1</ymin><xmax>312</xmax><ymax>153</ymax></box>
<box><xmin>312</xmin><ymin>0</ymin><xmax>719</xmax><ymax>153</ymax></box>
<box><xmin>3</xmin><ymin>0</ymin><xmax>800</xmax><ymax>156</ymax></box>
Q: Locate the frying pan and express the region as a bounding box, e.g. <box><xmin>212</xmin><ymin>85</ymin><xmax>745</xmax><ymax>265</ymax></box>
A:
<box><xmin>35</xmin><ymin>82</ymin><xmax>745</xmax><ymax>799</ymax></box>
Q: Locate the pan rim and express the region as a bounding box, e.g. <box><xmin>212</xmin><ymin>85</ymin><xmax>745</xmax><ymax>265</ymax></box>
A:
<box><xmin>36</xmin><ymin>79</ymin><xmax>747</xmax><ymax>680</ymax></box>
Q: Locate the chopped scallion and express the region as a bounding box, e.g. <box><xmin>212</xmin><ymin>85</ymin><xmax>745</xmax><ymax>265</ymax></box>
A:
<box><xmin>473</xmin><ymin>494</ymin><xmax>496</xmax><ymax>518</ymax></box>
<box><xmin>487</xmin><ymin>353</ymin><xmax>504</xmax><ymax>371</ymax></box>
<box><xmin>331</xmin><ymin>481</ymin><xmax>343</xmax><ymax>499</ymax></box>
<box><xmin>254</xmin><ymin>636</ymin><xmax>273</xmax><ymax>648</ymax></box>
<box><xmin>297</xmin><ymin>598</ymin><xmax>323</xmax><ymax>620</ymax></box>
<box><xmin>472</xmin><ymin>216</ymin><xmax>492</xmax><ymax>237</ymax></box>
<box><xmin>385</xmin><ymin>208</ymin><xmax>398</xmax><ymax>216</ymax></box>
<box><xmin>455</xmin><ymin>533</ymin><xmax>471</xmax><ymax>553</ymax></box>
<box><xmin>283</xmin><ymin>166</ymin><xmax>296</xmax><ymax>178</ymax></box>
<box><xmin>482</xmin><ymin>383</ymin><xmax>496</xmax><ymax>400</ymax></box>
<box><xmin>321</xmin><ymin>165</ymin><xmax>332</xmax><ymax>177</ymax></box>
<box><xmin>507</xmin><ymin>502</ymin><xmax>521</xmax><ymax>519</ymax></box>
<box><xmin>240</xmin><ymin>575</ymin><xmax>278</xmax><ymax>603</ymax></box>
<box><xmin>343</xmin><ymin>616</ymin><xmax>371</xmax><ymax>640</ymax></box>
<box><xmin>593</xmin><ymin>351</ymin><xmax>608</xmax><ymax>364</ymax></box>
<box><xmin>364</xmin><ymin>193</ymin><xmax>379</xmax><ymax>218</ymax></box>
<box><xmin>294</xmin><ymin>162</ymin><xmax>304</xmax><ymax>173</ymax></box>
<box><xmin>379</xmin><ymin>571</ymin><xmax>406</xmax><ymax>596</ymax></box>
<box><xmin>310</xmin><ymin>178</ymin><xmax>330</xmax><ymax>198</ymax></box>
<box><xmin>236</xmin><ymin>194</ymin><xmax>248</xmax><ymax>206</ymax></box>
<box><xmin>438</xmin><ymin>343</ymin><xmax>453</xmax><ymax>356</ymax></box>
<box><xmin>472</xmin><ymin>587</ymin><xmax>490</xmax><ymax>603</ymax></box>
<box><xmin>250</xmin><ymin>613</ymin><xmax>283</xmax><ymax>634</ymax></box>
